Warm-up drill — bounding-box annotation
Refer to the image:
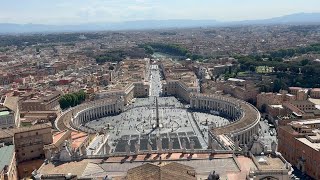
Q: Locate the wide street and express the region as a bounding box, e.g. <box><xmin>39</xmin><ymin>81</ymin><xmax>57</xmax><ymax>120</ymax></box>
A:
<box><xmin>149</xmin><ymin>64</ymin><xmax>162</xmax><ymax>97</ymax></box>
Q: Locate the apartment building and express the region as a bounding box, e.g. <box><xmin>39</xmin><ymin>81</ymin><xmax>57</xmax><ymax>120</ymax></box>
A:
<box><xmin>278</xmin><ymin>119</ymin><xmax>320</xmax><ymax>179</ymax></box>
<box><xmin>256</xmin><ymin>91</ymin><xmax>294</xmax><ymax>110</ymax></box>
<box><xmin>290</xmin><ymin>87</ymin><xmax>320</xmax><ymax>100</ymax></box>
<box><xmin>283</xmin><ymin>100</ymin><xmax>320</xmax><ymax>118</ymax></box>
<box><xmin>20</xmin><ymin>91</ymin><xmax>61</xmax><ymax>111</ymax></box>
<box><xmin>161</xmin><ymin>60</ymin><xmax>200</xmax><ymax>102</ymax></box>
<box><xmin>0</xmin><ymin>144</ymin><xmax>18</xmax><ymax>180</ymax></box>
<box><xmin>0</xmin><ymin>123</ymin><xmax>53</xmax><ymax>162</ymax></box>
<box><xmin>0</xmin><ymin>106</ymin><xmax>15</xmax><ymax>129</ymax></box>
<box><xmin>310</xmin><ymin>88</ymin><xmax>320</xmax><ymax>99</ymax></box>
<box><xmin>96</xmin><ymin>59</ymin><xmax>150</xmax><ymax>105</ymax></box>
<box><xmin>14</xmin><ymin>123</ymin><xmax>53</xmax><ymax>162</ymax></box>
<box><xmin>0</xmin><ymin>96</ymin><xmax>20</xmax><ymax>128</ymax></box>
<box><xmin>217</xmin><ymin>78</ymin><xmax>259</xmax><ymax>103</ymax></box>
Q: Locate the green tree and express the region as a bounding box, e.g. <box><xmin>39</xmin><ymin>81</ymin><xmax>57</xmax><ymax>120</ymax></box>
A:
<box><xmin>59</xmin><ymin>91</ymin><xmax>87</xmax><ymax>109</ymax></box>
<box><xmin>249</xmin><ymin>65</ymin><xmax>256</xmax><ymax>72</ymax></box>
<box><xmin>274</xmin><ymin>57</ymin><xmax>283</xmax><ymax>62</ymax></box>
<box><xmin>144</xmin><ymin>45</ymin><xmax>154</xmax><ymax>54</ymax></box>
<box><xmin>261</xmin><ymin>104</ymin><xmax>267</xmax><ymax>113</ymax></box>
<box><xmin>77</xmin><ymin>90</ymin><xmax>86</xmax><ymax>102</ymax></box>
<box><xmin>109</xmin><ymin>66</ymin><xmax>115</xmax><ymax>71</ymax></box>
<box><xmin>300</xmin><ymin>59</ymin><xmax>310</xmax><ymax>66</ymax></box>
<box><xmin>64</xmin><ymin>94</ymin><xmax>73</xmax><ymax>106</ymax></box>
<box><xmin>273</xmin><ymin>79</ymin><xmax>282</xmax><ymax>92</ymax></box>
<box><xmin>59</xmin><ymin>97</ymin><xmax>69</xmax><ymax>109</ymax></box>
<box><xmin>70</xmin><ymin>94</ymin><xmax>79</xmax><ymax>107</ymax></box>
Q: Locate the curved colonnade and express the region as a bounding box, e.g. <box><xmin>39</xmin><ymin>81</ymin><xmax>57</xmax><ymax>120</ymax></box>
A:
<box><xmin>71</xmin><ymin>99</ymin><xmax>124</xmax><ymax>133</ymax></box>
<box><xmin>55</xmin><ymin>97</ymin><xmax>124</xmax><ymax>133</ymax></box>
<box><xmin>55</xmin><ymin>93</ymin><xmax>260</xmax><ymax>145</ymax></box>
<box><xmin>190</xmin><ymin>93</ymin><xmax>260</xmax><ymax>145</ymax></box>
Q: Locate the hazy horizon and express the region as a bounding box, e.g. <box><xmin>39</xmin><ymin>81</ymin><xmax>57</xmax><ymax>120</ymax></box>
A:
<box><xmin>1</xmin><ymin>0</ymin><xmax>320</xmax><ymax>25</ymax></box>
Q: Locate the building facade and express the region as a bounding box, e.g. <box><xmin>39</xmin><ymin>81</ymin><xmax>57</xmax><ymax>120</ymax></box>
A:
<box><xmin>217</xmin><ymin>78</ymin><xmax>259</xmax><ymax>103</ymax></box>
<box><xmin>0</xmin><ymin>107</ymin><xmax>15</xmax><ymax>129</ymax></box>
<box><xmin>13</xmin><ymin>123</ymin><xmax>53</xmax><ymax>162</ymax></box>
<box><xmin>278</xmin><ymin>119</ymin><xmax>320</xmax><ymax>179</ymax></box>
<box><xmin>0</xmin><ymin>144</ymin><xmax>18</xmax><ymax>180</ymax></box>
<box><xmin>20</xmin><ymin>91</ymin><xmax>61</xmax><ymax>111</ymax></box>
<box><xmin>161</xmin><ymin>60</ymin><xmax>200</xmax><ymax>102</ymax></box>
<box><xmin>310</xmin><ymin>88</ymin><xmax>320</xmax><ymax>99</ymax></box>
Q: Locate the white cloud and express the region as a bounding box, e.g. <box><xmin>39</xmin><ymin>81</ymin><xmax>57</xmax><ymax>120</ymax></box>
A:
<box><xmin>71</xmin><ymin>0</ymin><xmax>158</xmax><ymax>23</ymax></box>
<box><xmin>1</xmin><ymin>0</ymin><xmax>320</xmax><ymax>24</ymax></box>
<box><xmin>128</xmin><ymin>5</ymin><xmax>153</xmax><ymax>11</ymax></box>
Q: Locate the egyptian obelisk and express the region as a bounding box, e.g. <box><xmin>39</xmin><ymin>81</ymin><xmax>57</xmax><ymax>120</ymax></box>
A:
<box><xmin>155</xmin><ymin>97</ymin><xmax>159</xmax><ymax>127</ymax></box>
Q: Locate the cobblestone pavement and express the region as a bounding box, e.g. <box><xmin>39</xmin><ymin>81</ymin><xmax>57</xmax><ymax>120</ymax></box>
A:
<box><xmin>85</xmin><ymin>64</ymin><xmax>233</xmax><ymax>154</ymax></box>
<box><xmin>85</xmin><ymin>98</ymin><xmax>216</xmax><ymax>152</ymax></box>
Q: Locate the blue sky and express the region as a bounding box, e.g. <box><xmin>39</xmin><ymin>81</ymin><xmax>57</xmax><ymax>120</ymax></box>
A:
<box><xmin>0</xmin><ymin>0</ymin><xmax>319</xmax><ymax>24</ymax></box>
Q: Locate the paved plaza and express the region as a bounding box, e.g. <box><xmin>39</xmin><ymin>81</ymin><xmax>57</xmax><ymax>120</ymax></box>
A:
<box><xmin>85</xmin><ymin>64</ymin><xmax>233</xmax><ymax>153</ymax></box>
<box><xmin>85</xmin><ymin>97</ymin><xmax>213</xmax><ymax>152</ymax></box>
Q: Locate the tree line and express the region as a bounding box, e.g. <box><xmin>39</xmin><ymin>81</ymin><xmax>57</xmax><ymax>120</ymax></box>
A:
<box><xmin>235</xmin><ymin>44</ymin><xmax>320</xmax><ymax>90</ymax></box>
<box><xmin>140</xmin><ymin>43</ymin><xmax>188</xmax><ymax>56</ymax></box>
<box><xmin>96</xmin><ymin>50</ymin><xmax>125</xmax><ymax>63</ymax></box>
<box><xmin>0</xmin><ymin>33</ymin><xmax>104</xmax><ymax>47</ymax></box>
<box><xmin>96</xmin><ymin>48</ymin><xmax>148</xmax><ymax>64</ymax></box>
<box><xmin>140</xmin><ymin>43</ymin><xmax>204</xmax><ymax>60</ymax></box>
<box><xmin>59</xmin><ymin>90</ymin><xmax>86</xmax><ymax>109</ymax></box>
<box><xmin>268</xmin><ymin>44</ymin><xmax>320</xmax><ymax>59</ymax></box>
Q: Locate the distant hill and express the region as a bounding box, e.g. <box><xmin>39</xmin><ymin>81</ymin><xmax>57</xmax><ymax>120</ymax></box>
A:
<box><xmin>234</xmin><ymin>12</ymin><xmax>320</xmax><ymax>25</ymax></box>
<box><xmin>0</xmin><ymin>20</ymin><xmax>220</xmax><ymax>34</ymax></box>
<box><xmin>0</xmin><ymin>13</ymin><xmax>320</xmax><ymax>34</ymax></box>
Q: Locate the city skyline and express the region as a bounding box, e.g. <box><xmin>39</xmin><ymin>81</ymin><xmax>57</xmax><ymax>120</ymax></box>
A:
<box><xmin>0</xmin><ymin>0</ymin><xmax>320</xmax><ymax>25</ymax></box>
<box><xmin>2</xmin><ymin>1</ymin><xmax>320</xmax><ymax>179</ymax></box>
